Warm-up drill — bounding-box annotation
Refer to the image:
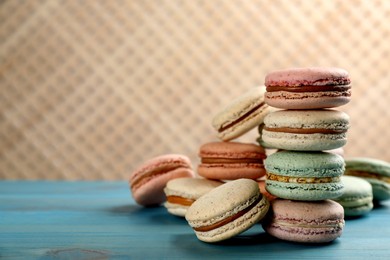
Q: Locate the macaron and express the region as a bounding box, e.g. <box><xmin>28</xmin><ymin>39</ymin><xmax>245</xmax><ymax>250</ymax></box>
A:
<box><xmin>212</xmin><ymin>87</ymin><xmax>271</xmax><ymax>141</ymax></box>
<box><xmin>263</xmin><ymin>199</ymin><xmax>345</xmax><ymax>243</ymax></box>
<box><xmin>129</xmin><ymin>154</ymin><xmax>194</xmax><ymax>206</ymax></box>
<box><xmin>264</xmin><ymin>151</ymin><xmax>345</xmax><ymax>201</ymax></box>
<box><xmin>185</xmin><ymin>179</ymin><xmax>270</xmax><ymax>243</ymax></box>
<box><xmin>344</xmin><ymin>157</ymin><xmax>390</xmax><ymax>201</ymax></box>
<box><xmin>164</xmin><ymin>178</ymin><xmax>223</xmax><ymax>217</ymax></box>
<box><xmin>265</xmin><ymin>67</ymin><xmax>351</xmax><ymax>109</ymax></box>
<box><xmin>198</xmin><ymin>142</ymin><xmax>267</xmax><ymax>180</ymax></box>
<box><xmin>333</xmin><ymin>176</ymin><xmax>373</xmax><ymax>217</ymax></box>
<box><xmin>262</xmin><ymin>109</ymin><xmax>349</xmax><ymax>151</ymax></box>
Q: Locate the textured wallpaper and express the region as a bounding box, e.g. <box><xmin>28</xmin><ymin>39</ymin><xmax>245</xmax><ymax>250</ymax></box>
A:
<box><xmin>1</xmin><ymin>0</ymin><xmax>390</xmax><ymax>179</ymax></box>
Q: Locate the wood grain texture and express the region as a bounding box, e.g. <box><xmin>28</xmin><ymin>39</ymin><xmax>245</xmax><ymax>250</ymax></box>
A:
<box><xmin>1</xmin><ymin>181</ymin><xmax>390</xmax><ymax>259</ymax></box>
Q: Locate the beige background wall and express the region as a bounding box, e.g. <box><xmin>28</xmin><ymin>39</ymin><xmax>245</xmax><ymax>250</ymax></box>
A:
<box><xmin>1</xmin><ymin>0</ymin><xmax>390</xmax><ymax>180</ymax></box>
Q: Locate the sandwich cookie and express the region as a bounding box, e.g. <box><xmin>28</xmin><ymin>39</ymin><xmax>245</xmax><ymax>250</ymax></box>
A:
<box><xmin>129</xmin><ymin>154</ymin><xmax>194</xmax><ymax>206</ymax></box>
<box><xmin>333</xmin><ymin>176</ymin><xmax>373</xmax><ymax>217</ymax></box>
<box><xmin>212</xmin><ymin>87</ymin><xmax>271</xmax><ymax>141</ymax></box>
<box><xmin>262</xmin><ymin>109</ymin><xmax>349</xmax><ymax>151</ymax></box>
<box><xmin>164</xmin><ymin>178</ymin><xmax>223</xmax><ymax>217</ymax></box>
<box><xmin>265</xmin><ymin>67</ymin><xmax>351</xmax><ymax>109</ymax></box>
<box><xmin>263</xmin><ymin>199</ymin><xmax>345</xmax><ymax>243</ymax></box>
<box><xmin>344</xmin><ymin>157</ymin><xmax>390</xmax><ymax>201</ymax></box>
<box><xmin>198</xmin><ymin>142</ymin><xmax>267</xmax><ymax>180</ymax></box>
<box><xmin>185</xmin><ymin>179</ymin><xmax>270</xmax><ymax>243</ymax></box>
<box><xmin>264</xmin><ymin>151</ymin><xmax>345</xmax><ymax>201</ymax></box>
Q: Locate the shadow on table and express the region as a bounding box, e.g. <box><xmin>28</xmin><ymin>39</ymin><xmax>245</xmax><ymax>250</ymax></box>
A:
<box><xmin>172</xmin><ymin>229</ymin><xmax>339</xmax><ymax>255</ymax></box>
<box><xmin>106</xmin><ymin>204</ymin><xmax>187</xmax><ymax>225</ymax></box>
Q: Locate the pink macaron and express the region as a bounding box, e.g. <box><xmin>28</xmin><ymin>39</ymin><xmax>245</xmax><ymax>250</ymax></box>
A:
<box><xmin>198</xmin><ymin>142</ymin><xmax>267</xmax><ymax>180</ymax></box>
<box><xmin>129</xmin><ymin>154</ymin><xmax>194</xmax><ymax>206</ymax></box>
<box><xmin>263</xmin><ymin>199</ymin><xmax>345</xmax><ymax>243</ymax></box>
<box><xmin>265</xmin><ymin>67</ymin><xmax>351</xmax><ymax>109</ymax></box>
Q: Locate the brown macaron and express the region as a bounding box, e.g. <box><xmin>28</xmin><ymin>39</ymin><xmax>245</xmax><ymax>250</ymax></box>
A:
<box><xmin>198</xmin><ymin>142</ymin><xmax>267</xmax><ymax>180</ymax></box>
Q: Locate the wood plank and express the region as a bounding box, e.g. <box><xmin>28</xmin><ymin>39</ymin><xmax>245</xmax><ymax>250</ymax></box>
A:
<box><xmin>1</xmin><ymin>181</ymin><xmax>390</xmax><ymax>259</ymax></box>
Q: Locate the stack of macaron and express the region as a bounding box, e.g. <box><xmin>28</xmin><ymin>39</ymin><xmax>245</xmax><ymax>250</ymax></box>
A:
<box><xmin>200</xmin><ymin>87</ymin><xmax>272</xmax><ymax>185</ymax></box>
<box><xmin>184</xmin><ymin>87</ymin><xmax>274</xmax><ymax>242</ymax></box>
<box><xmin>260</xmin><ymin>67</ymin><xmax>352</xmax><ymax>243</ymax></box>
<box><xmin>128</xmin><ymin>87</ymin><xmax>274</xmax><ymax>243</ymax></box>
<box><xmin>128</xmin><ymin>66</ymin><xmax>390</xmax><ymax>245</ymax></box>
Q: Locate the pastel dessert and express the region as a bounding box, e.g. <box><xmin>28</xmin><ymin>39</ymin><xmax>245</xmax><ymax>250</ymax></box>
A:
<box><xmin>263</xmin><ymin>199</ymin><xmax>345</xmax><ymax>243</ymax></box>
<box><xmin>264</xmin><ymin>151</ymin><xmax>345</xmax><ymax>201</ymax></box>
<box><xmin>129</xmin><ymin>154</ymin><xmax>194</xmax><ymax>206</ymax></box>
<box><xmin>265</xmin><ymin>67</ymin><xmax>351</xmax><ymax>109</ymax></box>
<box><xmin>164</xmin><ymin>178</ymin><xmax>223</xmax><ymax>217</ymax></box>
<box><xmin>344</xmin><ymin>157</ymin><xmax>390</xmax><ymax>201</ymax></box>
<box><xmin>185</xmin><ymin>179</ymin><xmax>270</xmax><ymax>243</ymax></box>
<box><xmin>198</xmin><ymin>142</ymin><xmax>267</xmax><ymax>180</ymax></box>
<box><xmin>333</xmin><ymin>176</ymin><xmax>373</xmax><ymax>217</ymax></box>
<box><xmin>262</xmin><ymin>109</ymin><xmax>349</xmax><ymax>151</ymax></box>
<box><xmin>212</xmin><ymin>86</ymin><xmax>271</xmax><ymax>141</ymax></box>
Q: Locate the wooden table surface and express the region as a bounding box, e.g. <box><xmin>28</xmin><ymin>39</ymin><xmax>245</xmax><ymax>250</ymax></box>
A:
<box><xmin>1</xmin><ymin>181</ymin><xmax>390</xmax><ymax>259</ymax></box>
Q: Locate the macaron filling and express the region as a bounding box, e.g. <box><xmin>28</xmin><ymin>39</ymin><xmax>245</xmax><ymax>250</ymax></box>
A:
<box><xmin>263</xmin><ymin>127</ymin><xmax>347</xmax><ymax>134</ymax></box>
<box><xmin>266</xmin><ymin>84</ymin><xmax>351</xmax><ymax>93</ymax></box>
<box><xmin>192</xmin><ymin>195</ymin><xmax>263</xmax><ymax>232</ymax></box>
<box><xmin>345</xmin><ymin>170</ymin><xmax>390</xmax><ymax>183</ymax></box>
<box><xmin>217</xmin><ymin>102</ymin><xmax>265</xmax><ymax>133</ymax></box>
<box><xmin>267</xmin><ymin>173</ymin><xmax>340</xmax><ymax>184</ymax></box>
<box><xmin>166</xmin><ymin>195</ymin><xmax>195</xmax><ymax>206</ymax></box>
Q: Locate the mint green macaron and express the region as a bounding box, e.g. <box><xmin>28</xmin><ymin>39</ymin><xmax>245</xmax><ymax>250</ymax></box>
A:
<box><xmin>265</xmin><ymin>151</ymin><xmax>345</xmax><ymax>201</ymax></box>
<box><xmin>333</xmin><ymin>176</ymin><xmax>373</xmax><ymax>217</ymax></box>
<box><xmin>344</xmin><ymin>157</ymin><xmax>390</xmax><ymax>201</ymax></box>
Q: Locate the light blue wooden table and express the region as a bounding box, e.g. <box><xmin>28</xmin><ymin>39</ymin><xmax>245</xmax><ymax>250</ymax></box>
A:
<box><xmin>1</xmin><ymin>181</ymin><xmax>390</xmax><ymax>259</ymax></box>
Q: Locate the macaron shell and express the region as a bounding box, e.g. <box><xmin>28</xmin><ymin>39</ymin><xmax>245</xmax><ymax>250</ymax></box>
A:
<box><xmin>199</xmin><ymin>166</ymin><xmax>266</xmax><ymax>180</ymax></box>
<box><xmin>130</xmin><ymin>154</ymin><xmax>193</xmax><ymax>184</ymax></box>
<box><xmin>345</xmin><ymin>157</ymin><xmax>390</xmax><ymax>177</ymax></box>
<box><xmin>364</xmin><ymin>179</ymin><xmax>390</xmax><ymax>201</ymax></box>
<box><xmin>266</xmin><ymin>180</ymin><xmax>344</xmax><ymax>201</ymax></box>
<box><xmin>212</xmin><ymin>87</ymin><xmax>270</xmax><ymax>141</ymax></box>
<box><xmin>265</xmin><ymin>93</ymin><xmax>350</xmax><ymax>110</ymax></box>
<box><xmin>264</xmin><ymin>199</ymin><xmax>344</xmax><ymax>243</ymax></box>
<box><xmin>265</xmin><ymin>67</ymin><xmax>350</xmax><ymax>86</ymax></box>
<box><xmin>262</xmin><ymin>132</ymin><xmax>347</xmax><ymax>151</ymax></box>
<box><xmin>164</xmin><ymin>178</ymin><xmax>223</xmax><ymax>199</ymax></box>
<box><xmin>186</xmin><ymin>179</ymin><xmax>261</xmax><ymax>222</ymax></box>
<box><xmin>333</xmin><ymin>176</ymin><xmax>373</xmax><ymax>217</ymax></box>
<box><xmin>132</xmin><ymin>168</ymin><xmax>194</xmax><ymax>206</ymax></box>
<box><xmin>164</xmin><ymin>203</ymin><xmax>189</xmax><ymax>217</ymax></box>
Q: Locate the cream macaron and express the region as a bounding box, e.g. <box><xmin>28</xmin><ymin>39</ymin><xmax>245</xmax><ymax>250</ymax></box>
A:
<box><xmin>185</xmin><ymin>179</ymin><xmax>269</xmax><ymax>243</ymax></box>
<box><xmin>212</xmin><ymin>87</ymin><xmax>271</xmax><ymax>141</ymax></box>
<box><xmin>164</xmin><ymin>177</ymin><xmax>223</xmax><ymax>217</ymax></box>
